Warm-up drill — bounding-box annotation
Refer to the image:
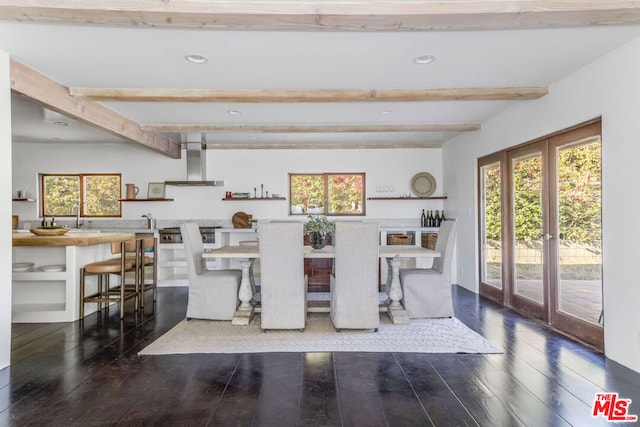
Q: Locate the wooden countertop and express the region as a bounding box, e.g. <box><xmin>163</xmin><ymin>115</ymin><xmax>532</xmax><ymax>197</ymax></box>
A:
<box><xmin>12</xmin><ymin>232</ymin><xmax>136</xmax><ymax>247</ymax></box>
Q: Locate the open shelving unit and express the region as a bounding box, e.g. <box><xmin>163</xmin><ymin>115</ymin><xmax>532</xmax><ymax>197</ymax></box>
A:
<box><xmin>118</xmin><ymin>198</ymin><xmax>174</xmax><ymax>202</ymax></box>
<box><xmin>222</xmin><ymin>197</ymin><xmax>286</xmax><ymax>201</ymax></box>
<box><xmin>367</xmin><ymin>196</ymin><xmax>447</xmax><ymax>200</ymax></box>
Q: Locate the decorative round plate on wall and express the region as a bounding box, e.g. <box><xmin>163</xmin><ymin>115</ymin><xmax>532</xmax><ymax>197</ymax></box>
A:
<box><xmin>411</xmin><ymin>172</ymin><xmax>437</xmax><ymax>197</ymax></box>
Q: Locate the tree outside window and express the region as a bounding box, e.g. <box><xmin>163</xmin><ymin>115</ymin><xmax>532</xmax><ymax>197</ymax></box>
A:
<box><xmin>41</xmin><ymin>174</ymin><xmax>122</xmax><ymax>218</ymax></box>
<box><xmin>289</xmin><ymin>173</ymin><xmax>365</xmax><ymax>216</ymax></box>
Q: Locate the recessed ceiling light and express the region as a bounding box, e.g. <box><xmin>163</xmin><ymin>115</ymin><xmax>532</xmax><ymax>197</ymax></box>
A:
<box><xmin>51</xmin><ymin>137</ymin><xmax>62</xmax><ymax>141</ymax></box>
<box><xmin>250</xmin><ymin>136</ymin><xmax>260</xmax><ymax>140</ymax></box>
<box><xmin>380</xmin><ymin>109</ymin><xmax>393</xmax><ymax>115</ymax></box>
<box><xmin>185</xmin><ymin>53</ymin><xmax>209</xmax><ymax>64</ymax></box>
<box><xmin>227</xmin><ymin>109</ymin><xmax>242</xmax><ymax>115</ymax></box>
<box><xmin>53</xmin><ymin>121</ymin><xmax>69</xmax><ymax>126</ymax></box>
<box><xmin>413</xmin><ymin>54</ymin><xmax>436</xmax><ymax>65</ymax></box>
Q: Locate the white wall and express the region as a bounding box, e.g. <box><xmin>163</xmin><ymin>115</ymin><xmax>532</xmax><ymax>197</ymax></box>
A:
<box><xmin>12</xmin><ymin>143</ymin><xmax>445</xmax><ymax>225</ymax></box>
<box><xmin>444</xmin><ymin>36</ymin><xmax>640</xmax><ymax>373</ymax></box>
<box><xmin>1</xmin><ymin>50</ymin><xmax>12</xmax><ymax>369</ymax></box>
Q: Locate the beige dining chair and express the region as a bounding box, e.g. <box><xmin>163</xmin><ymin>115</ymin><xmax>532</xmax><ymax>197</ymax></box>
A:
<box><xmin>330</xmin><ymin>221</ymin><xmax>380</xmax><ymax>331</ymax></box>
<box><xmin>258</xmin><ymin>221</ymin><xmax>307</xmax><ymax>331</ymax></box>
<box><xmin>399</xmin><ymin>220</ymin><xmax>458</xmax><ymax>318</ymax></box>
<box><xmin>180</xmin><ymin>223</ymin><xmax>242</xmax><ymax>321</ymax></box>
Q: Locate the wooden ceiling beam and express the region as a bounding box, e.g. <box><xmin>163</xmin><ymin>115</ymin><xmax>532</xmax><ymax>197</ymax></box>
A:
<box><xmin>70</xmin><ymin>87</ymin><xmax>548</xmax><ymax>103</ymax></box>
<box><xmin>10</xmin><ymin>60</ymin><xmax>180</xmax><ymax>158</ymax></box>
<box><xmin>0</xmin><ymin>1</ymin><xmax>640</xmax><ymax>31</ymax></box>
<box><xmin>141</xmin><ymin>123</ymin><xmax>481</xmax><ymax>133</ymax></box>
<box><xmin>205</xmin><ymin>142</ymin><xmax>443</xmax><ymax>150</ymax></box>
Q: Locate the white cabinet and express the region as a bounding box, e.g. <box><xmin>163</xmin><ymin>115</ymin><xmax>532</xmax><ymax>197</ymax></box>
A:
<box><xmin>12</xmin><ymin>244</ymin><xmax>111</xmax><ymax>322</ymax></box>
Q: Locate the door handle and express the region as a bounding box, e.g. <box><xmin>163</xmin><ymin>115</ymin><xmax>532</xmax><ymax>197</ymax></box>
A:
<box><xmin>538</xmin><ymin>233</ymin><xmax>555</xmax><ymax>240</ymax></box>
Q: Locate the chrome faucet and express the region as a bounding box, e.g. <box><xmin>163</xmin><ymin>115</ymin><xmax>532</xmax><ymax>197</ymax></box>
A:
<box><xmin>142</xmin><ymin>213</ymin><xmax>155</xmax><ymax>229</ymax></box>
<box><xmin>71</xmin><ymin>204</ymin><xmax>83</xmax><ymax>228</ymax></box>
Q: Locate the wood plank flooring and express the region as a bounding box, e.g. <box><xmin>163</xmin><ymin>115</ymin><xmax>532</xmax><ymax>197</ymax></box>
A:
<box><xmin>2</xmin><ymin>286</ymin><xmax>640</xmax><ymax>426</ymax></box>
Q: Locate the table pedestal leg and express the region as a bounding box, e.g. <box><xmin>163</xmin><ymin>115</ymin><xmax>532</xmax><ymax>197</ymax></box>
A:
<box><xmin>386</xmin><ymin>258</ymin><xmax>409</xmax><ymax>324</ymax></box>
<box><xmin>232</xmin><ymin>259</ymin><xmax>254</xmax><ymax>325</ymax></box>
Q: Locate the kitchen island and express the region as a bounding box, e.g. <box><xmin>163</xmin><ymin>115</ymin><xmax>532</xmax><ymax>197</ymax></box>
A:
<box><xmin>12</xmin><ymin>231</ymin><xmax>135</xmax><ymax>322</ymax></box>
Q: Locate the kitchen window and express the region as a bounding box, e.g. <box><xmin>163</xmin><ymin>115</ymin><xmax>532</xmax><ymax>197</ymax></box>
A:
<box><xmin>40</xmin><ymin>174</ymin><xmax>122</xmax><ymax>218</ymax></box>
<box><xmin>289</xmin><ymin>173</ymin><xmax>365</xmax><ymax>216</ymax></box>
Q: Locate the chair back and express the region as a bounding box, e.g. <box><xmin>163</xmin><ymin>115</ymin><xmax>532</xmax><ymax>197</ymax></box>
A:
<box><xmin>330</xmin><ymin>221</ymin><xmax>380</xmax><ymax>329</ymax></box>
<box><xmin>111</xmin><ymin>239</ymin><xmax>138</xmax><ymax>254</ymax></box>
<box><xmin>141</xmin><ymin>236</ymin><xmax>156</xmax><ymax>251</ymax></box>
<box><xmin>333</xmin><ymin>221</ymin><xmax>379</xmax><ymax>290</ymax></box>
<box><xmin>180</xmin><ymin>223</ymin><xmax>206</xmax><ymax>276</ymax></box>
<box><xmin>258</xmin><ymin>221</ymin><xmax>304</xmax><ymax>282</ymax></box>
<box><xmin>431</xmin><ymin>221</ymin><xmax>458</xmax><ymax>274</ymax></box>
<box><xmin>258</xmin><ymin>221</ymin><xmax>306</xmax><ymax>329</ymax></box>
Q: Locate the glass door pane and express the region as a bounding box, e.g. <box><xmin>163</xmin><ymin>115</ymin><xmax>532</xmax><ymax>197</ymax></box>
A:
<box><xmin>512</xmin><ymin>152</ymin><xmax>544</xmax><ymax>304</ymax></box>
<box><xmin>555</xmin><ymin>138</ymin><xmax>602</xmax><ymax>325</ymax></box>
<box><xmin>480</xmin><ymin>161</ymin><xmax>502</xmax><ymax>289</ymax></box>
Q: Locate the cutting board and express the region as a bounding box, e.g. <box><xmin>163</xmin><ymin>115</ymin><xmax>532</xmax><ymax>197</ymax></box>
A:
<box><xmin>232</xmin><ymin>211</ymin><xmax>252</xmax><ymax>228</ymax></box>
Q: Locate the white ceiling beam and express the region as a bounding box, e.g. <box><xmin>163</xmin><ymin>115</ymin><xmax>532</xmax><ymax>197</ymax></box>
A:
<box><xmin>141</xmin><ymin>123</ymin><xmax>481</xmax><ymax>133</ymax></box>
<box><xmin>70</xmin><ymin>87</ymin><xmax>548</xmax><ymax>103</ymax></box>
<box><xmin>10</xmin><ymin>60</ymin><xmax>181</xmax><ymax>158</ymax></box>
<box><xmin>0</xmin><ymin>1</ymin><xmax>640</xmax><ymax>31</ymax></box>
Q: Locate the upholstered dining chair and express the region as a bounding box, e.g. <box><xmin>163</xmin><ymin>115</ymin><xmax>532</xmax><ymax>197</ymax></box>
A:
<box><xmin>399</xmin><ymin>220</ymin><xmax>458</xmax><ymax>318</ymax></box>
<box><xmin>258</xmin><ymin>221</ymin><xmax>307</xmax><ymax>331</ymax></box>
<box><xmin>180</xmin><ymin>223</ymin><xmax>242</xmax><ymax>321</ymax></box>
<box><xmin>330</xmin><ymin>221</ymin><xmax>380</xmax><ymax>332</ymax></box>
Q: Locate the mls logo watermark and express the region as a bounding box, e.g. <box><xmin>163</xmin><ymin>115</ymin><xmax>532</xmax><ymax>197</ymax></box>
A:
<box><xmin>592</xmin><ymin>393</ymin><xmax>638</xmax><ymax>422</ymax></box>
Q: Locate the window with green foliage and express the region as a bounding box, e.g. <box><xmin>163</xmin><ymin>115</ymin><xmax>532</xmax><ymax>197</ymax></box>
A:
<box><xmin>289</xmin><ymin>173</ymin><xmax>365</xmax><ymax>216</ymax></box>
<box><xmin>41</xmin><ymin>174</ymin><xmax>122</xmax><ymax>218</ymax></box>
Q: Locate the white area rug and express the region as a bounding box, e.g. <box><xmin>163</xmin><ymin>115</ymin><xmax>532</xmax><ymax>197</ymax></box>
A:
<box><xmin>139</xmin><ymin>313</ymin><xmax>502</xmax><ymax>355</ymax></box>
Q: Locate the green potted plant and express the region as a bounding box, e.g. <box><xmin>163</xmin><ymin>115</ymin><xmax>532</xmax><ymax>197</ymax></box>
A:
<box><xmin>304</xmin><ymin>214</ymin><xmax>334</xmax><ymax>249</ymax></box>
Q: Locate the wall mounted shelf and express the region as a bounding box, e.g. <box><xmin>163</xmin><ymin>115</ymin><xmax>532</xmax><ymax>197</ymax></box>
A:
<box><xmin>12</xmin><ymin>198</ymin><xmax>36</xmax><ymax>202</ymax></box>
<box><xmin>367</xmin><ymin>196</ymin><xmax>447</xmax><ymax>200</ymax></box>
<box><xmin>222</xmin><ymin>197</ymin><xmax>286</xmax><ymax>201</ymax></box>
<box><xmin>118</xmin><ymin>198</ymin><xmax>174</xmax><ymax>202</ymax></box>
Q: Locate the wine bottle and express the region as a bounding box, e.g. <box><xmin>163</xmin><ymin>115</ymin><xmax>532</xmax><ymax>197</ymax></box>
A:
<box><xmin>427</xmin><ymin>210</ymin><xmax>434</xmax><ymax>227</ymax></box>
<box><xmin>441</xmin><ymin>211</ymin><xmax>446</xmax><ymax>224</ymax></box>
<box><xmin>421</xmin><ymin>209</ymin><xmax>427</xmax><ymax>227</ymax></box>
<box><xmin>434</xmin><ymin>210</ymin><xmax>441</xmax><ymax>227</ymax></box>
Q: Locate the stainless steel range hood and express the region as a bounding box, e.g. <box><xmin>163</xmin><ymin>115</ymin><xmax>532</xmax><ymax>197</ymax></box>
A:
<box><xmin>165</xmin><ymin>133</ymin><xmax>224</xmax><ymax>186</ymax></box>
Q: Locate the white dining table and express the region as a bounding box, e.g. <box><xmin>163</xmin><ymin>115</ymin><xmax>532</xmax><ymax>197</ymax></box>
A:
<box><xmin>203</xmin><ymin>245</ymin><xmax>440</xmax><ymax>325</ymax></box>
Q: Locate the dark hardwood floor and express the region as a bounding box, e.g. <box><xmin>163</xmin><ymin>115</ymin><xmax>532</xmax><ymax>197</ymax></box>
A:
<box><xmin>2</xmin><ymin>286</ymin><xmax>640</xmax><ymax>426</ymax></box>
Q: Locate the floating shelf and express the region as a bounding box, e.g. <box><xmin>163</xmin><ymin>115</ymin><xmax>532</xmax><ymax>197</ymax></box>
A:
<box><xmin>12</xmin><ymin>198</ymin><xmax>36</xmax><ymax>202</ymax></box>
<box><xmin>222</xmin><ymin>197</ymin><xmax>286</xmax><ymax>201</ymax></box>
<box><xmin>367</xmin><ymin>196</ymin><xmax>447</xmax><ymax>200</ymax></box>
<box><xmin>118</xmin><ymin>198</ymin><xmax>174</xmax><ymax>202</ymax></box>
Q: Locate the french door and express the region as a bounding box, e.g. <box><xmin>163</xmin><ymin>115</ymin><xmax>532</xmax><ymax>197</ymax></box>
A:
<box><xmin>479</xmin><ymin>120</ymin><xmax>603</xmax><ymax>350</ymax></box>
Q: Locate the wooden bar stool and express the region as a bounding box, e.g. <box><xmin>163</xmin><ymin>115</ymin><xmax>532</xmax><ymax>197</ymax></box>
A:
<box><xmin>138</xmin><ymin>236</ymin><xmax>158</xmax><ymax>308</ymax></box>
<box><xmin>104</xmin><ymin>237</ymin><xmax>154</xmax><ymax>308</ymax></box>
<box><xmin>79</xmin><ymin>239</ymin><xmax>141</xmax><ymax>319</ymax></box>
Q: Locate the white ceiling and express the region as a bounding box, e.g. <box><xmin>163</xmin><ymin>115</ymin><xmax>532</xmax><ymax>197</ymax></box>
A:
<box><xmin>3</xmin><ymin>11</ymin><xmax>640</xmax><ymax>152</ymax></box>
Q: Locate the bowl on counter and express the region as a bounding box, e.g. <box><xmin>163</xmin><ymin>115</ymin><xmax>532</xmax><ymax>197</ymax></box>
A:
<box><xmin>29</xmin><ymin>227</ymin><xmax>70</xmax><ymax>236</ymax></box>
